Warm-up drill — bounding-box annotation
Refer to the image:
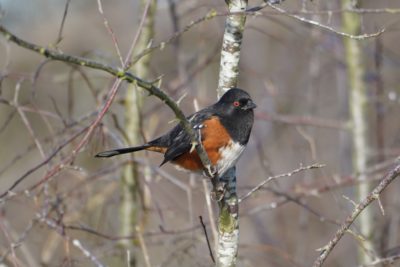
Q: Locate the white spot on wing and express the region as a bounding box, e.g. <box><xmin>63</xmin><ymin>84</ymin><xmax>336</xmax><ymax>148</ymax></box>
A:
<box><xmin>193</xmin><ymin>124</ymin><xmax>204</xmax><ymax>129</ymax></box>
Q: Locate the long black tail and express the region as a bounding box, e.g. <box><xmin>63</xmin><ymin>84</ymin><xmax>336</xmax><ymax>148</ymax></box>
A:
<box><xmin>95</xmin><ymin>144</ymin><xmax>151</xmax><ymax>158</ymax></box>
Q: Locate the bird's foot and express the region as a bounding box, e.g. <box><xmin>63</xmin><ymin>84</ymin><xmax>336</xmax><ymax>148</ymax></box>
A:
<box><xmin>211</xmin><ymin>181</ymin><xmax>226</xmax><ymax>202</ymax></box>
<box><xmin>203</xmin><ymin>165</ymin><xmax>217</xmax><ymax>178</ymax></box>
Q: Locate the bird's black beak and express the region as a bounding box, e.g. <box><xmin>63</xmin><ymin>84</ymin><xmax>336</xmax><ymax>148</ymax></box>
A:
<box><xmin>244</xmin><ymin>100</ymin><xmax>257</xmax><ymax>110</ymax></box>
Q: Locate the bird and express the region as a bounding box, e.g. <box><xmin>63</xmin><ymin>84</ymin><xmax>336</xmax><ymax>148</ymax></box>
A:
<box><xmin>95</xmin><ymin>88</ymin><xmax>256</xmax><ymax>177</ymax></box>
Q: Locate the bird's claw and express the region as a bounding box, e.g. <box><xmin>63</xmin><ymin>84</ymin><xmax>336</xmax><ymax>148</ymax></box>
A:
<box><xmin>203</xmin><ymin>165</ymin><xmax>217</xmax><ymax>178</ymax></box>
<box><xmin>211</xmin><ymin>181</ymin><xmax>226</xmax><ymax>202</ymax></box>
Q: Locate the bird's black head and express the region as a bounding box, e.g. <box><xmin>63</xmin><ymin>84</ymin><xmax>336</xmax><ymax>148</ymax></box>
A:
<box><xmin>216</xmin><ymin>88</ymin><xmax>256</xmax><ymax>116</ymax></box>
<box><xmin>214</xmin><ymin>88</ymin><xmax>256</xmax><ymax>144</ymax></box>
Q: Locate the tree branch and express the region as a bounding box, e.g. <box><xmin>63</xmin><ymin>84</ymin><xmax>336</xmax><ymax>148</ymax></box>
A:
<box><xmin>239</xmin><ymin>163</ymin><xmax>325</xmax><ymax>203</ymax></box>
<box><xmin>248</xmin><ymin>1</ymin><xmax>387</xmax><ymax>40</ymax></box>
<box><xmin>312</xmin><ymin>163</ymin><xmax>400</xmax><ymax>267</ymax></box>
<box><xmin>0</xmin><ymin>25</ymin><xmax>214</xmax><ymax>198</ymax></box>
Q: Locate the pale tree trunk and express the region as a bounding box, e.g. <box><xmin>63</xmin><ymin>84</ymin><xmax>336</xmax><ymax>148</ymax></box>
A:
<box><xmin>216</xmin><ymin>0</ymin><xmax>247</xmax><ymax>266</ymax></box>
<box><xmin>341</xmin><ymin>0</ymin><xmax>375</xmax><ymax>263</ymax></box>
<box><xmin>120</xmin><ymin>0</ymin><xmax>156</xmax><ymax>253</ymax></box>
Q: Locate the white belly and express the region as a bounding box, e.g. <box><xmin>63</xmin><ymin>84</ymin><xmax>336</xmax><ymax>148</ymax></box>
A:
<box><xmin>216</xmin><ymin>141</ymin><xmax>245</xmax><ymax>176</ymax></box>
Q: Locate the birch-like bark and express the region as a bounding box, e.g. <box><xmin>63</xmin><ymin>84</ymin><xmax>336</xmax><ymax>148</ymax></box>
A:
<box><xmin>120</xmin><ymin>0</ymin><xmax>156</xmax><ymax>251</ymax></box>
<box><xmin>217</xmin><ymin>0</ymin><xmax>247</xmax><ymax>98</ymax></box>
<box><xmin>216</xmin><ymin>0</ymin><xmax>247</xmax><ymax>266</ymax></box>
<box><xmin>342</xmin><ymin>0</ymin><xmax>375</xmax><ymax>263</ymax></box>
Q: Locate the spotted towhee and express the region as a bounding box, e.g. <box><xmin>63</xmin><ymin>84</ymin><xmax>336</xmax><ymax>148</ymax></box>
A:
<box><xmin>95</xmin><ymin>88</ymin><xmax>256</xmax><ymax>177</ymax></box>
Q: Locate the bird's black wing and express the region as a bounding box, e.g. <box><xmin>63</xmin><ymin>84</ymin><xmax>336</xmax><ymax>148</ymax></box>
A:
<box><xmin>148</xmin><ymin>108</ymin><xmax>215</xmax><ymax>166</ymax></box>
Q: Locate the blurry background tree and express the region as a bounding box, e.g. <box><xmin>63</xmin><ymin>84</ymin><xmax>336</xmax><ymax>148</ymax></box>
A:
<box><xmin>0</xmin><ymin>0</ymin><xmax>400</xmax><ymax>267</ymax></box>
<box><xmin>120</xmin><ymin>0</ymin><xmax>156</xmax><ymax>263</ymax></box>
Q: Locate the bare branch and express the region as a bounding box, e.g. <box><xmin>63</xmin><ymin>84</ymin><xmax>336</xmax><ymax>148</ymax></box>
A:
<box><xmin>0</xmin><ymin>110</ymin><xmax>16</xmax><ymax>134</ymax></box>
<box><xmin>253</xmin><ymin>1</ymin><xmax>386</xmax><ymax>40</ymax></box>
<box><xmin>312</xmin><ymin>163</ymin><xmax>400</xmax><ymax>267</ymax></box>
<box><xmin>55</xmin><ymin>0</ymin><xmax>71</xmax><ymax>45</ymax></box>
<box><xmin>136</xmin><ymin>225</ymin><xmax>152</xmax><ymax>267</ymax></box>
<box><xmin>0</xmin><ymin>125</ymin><xmax>88</xmax><ymax>200</ymax></box>
<box><xmin>0</xmin><ymin>25</ymin><xmax>214</xmax><ymax>196</ymax></box>
<box><xmin>199</xmin><ymin>216</ymin><xmax>215</xmax><ymax>264</ymax></box>
<box><xmin>131</xmin><ymin>9</ymin><xmax>220</xmax><ymax>65</ymax></box>
<box><xmin>239</xmin><ymin>163</ymin><xmax>325</xmax><ymax>203</ymax></box>
<box><xmin>72</xmin><ymin>239</ymin><xmax>106</xmax><ymax>267</ymax></box>
<box><xmin>358</xmin><ymin>253</ymin><xmax>400</xmax><ymax>266</ymax></box>
<box><xmin>96</xmin><ymin>0</ymin><xmax>124</xmax><ymax>65</ymax></box>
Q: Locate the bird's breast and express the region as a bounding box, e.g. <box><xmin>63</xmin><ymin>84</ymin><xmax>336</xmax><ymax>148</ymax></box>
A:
<box><xmin>170</xmin><ymin>116</ymin><xmax>246</xmax><ymax>176</ymax></box>
<box><xmin>216</xmin><ymin>141</ymin><xmax>245</xmax><ymax>176</ymax></box>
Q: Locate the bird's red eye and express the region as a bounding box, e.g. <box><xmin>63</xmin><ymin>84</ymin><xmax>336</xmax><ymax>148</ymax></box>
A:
<box><xmin>233</xmin><ymin>101</ymin><xmax>240</xmax><ymax>107</ymax></box>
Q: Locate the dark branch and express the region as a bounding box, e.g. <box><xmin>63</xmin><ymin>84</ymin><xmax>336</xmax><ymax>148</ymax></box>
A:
<box><xmin>199</xmin><ymin>216</ymin><xmax>215</xmax><ymax>263</ymax></box>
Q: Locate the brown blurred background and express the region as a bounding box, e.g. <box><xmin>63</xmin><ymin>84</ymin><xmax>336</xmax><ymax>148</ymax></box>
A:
<box><xmin>1</xmin><ymin>0</ymin><xmax>400</xmax><ymax>266</ymax></box>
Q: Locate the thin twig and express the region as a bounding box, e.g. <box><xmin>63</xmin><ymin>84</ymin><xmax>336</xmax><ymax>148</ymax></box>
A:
<box><xmin>136</xmin><ymin>226</ymin><xmax>152</xmax><ymax>267</ymax></box>
<box><xmin>0</xmin><ymin>217</ymin><xmax>20</xmax><ymax>267</ymax></box>
<box><xmin>349</xmin><ymin>7</ymin><xmax>400</xmax><ymax>14</ymax></box>
<box><xmin>0</xmin><ymin>110</ymin><xmax>16</xmax><ymax>134</ymax></box>
<box><xmin>0</xmin><ymin>125</ymin><xmax>89</xmax><ymax>200</ymax></box>
<box><xmin>357</xmin><ymin>253</ymin><xmax>400</xmax><ymax>266</ymax></box>
<box><xmin>124</xmin><ymin>0</ymin><xmax>153</xmax><ymax>66</ymax></box>
<box><xmin>96</xmin><ymin>0</ymin><xmax>124</xmax><ymax>66</ymax></box>
<box><xmin>0</xmin><ymin>111</ymin><xmax>97</xmax><ymax>178</ymax></box>
<box><xmin>55</xmin><ymin>0</ymin><xmax>71</xmax><ymax>45</ymax></box>
<box><xmin>13</xmin><ymin>80</ymin><xmax>46</xmax><ymax>159</ymax></box>
<box><xmin>72</xmin><ymin>239</ymin><xmax>105</xmax><ymax>267</ymax></box>
<box><xmin>262</xmin><ymin>1</ymin><xmax>386</xmax><ymax>40</ymax></box>
<box><xmin>132</xmin><ymin>3</ymin><xmax>391</xmax><ymax>66</ymax></box>
<box><xmin>239</xmin><ymin>163</ymin><xmax>325</xmax><ymax>203</ymax></box>
<box><xmin>199</xmin><ymin>216</ymin><xmax>215</xmax><ymax>263</ymax></box>
<box><xmin>312</xmin><ymin>163</ymin><xmax>400</xmax><ymax>267</ymax></box>
<box><xmin>247</xmin><ymin>3</ymin><xmax>400</xmax><ymax>15</ymax></box>
<box><xmin>131</xmin><ymin>9</ymin><xmax>220</xmax><ymax>64</ymax></box>
<box><xmin>0</xmin><ymin>96</ymin><xmax>61</xmax><ymax>120</ymax></box>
